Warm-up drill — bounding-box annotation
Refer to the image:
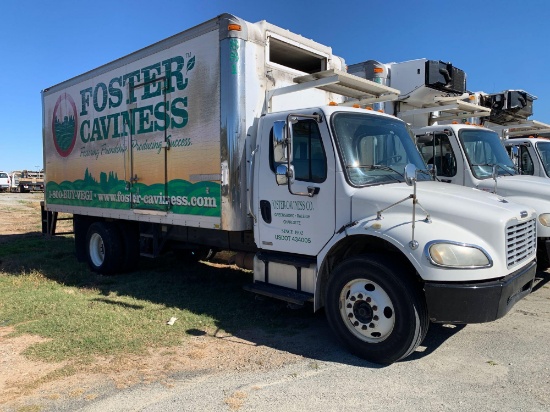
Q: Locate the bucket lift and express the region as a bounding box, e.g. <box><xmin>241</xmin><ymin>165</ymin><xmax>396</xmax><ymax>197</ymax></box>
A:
<box><xmin>347</xmin><ymin>59</ymin><xmax>491</xmax><ymax>127</ymax></box>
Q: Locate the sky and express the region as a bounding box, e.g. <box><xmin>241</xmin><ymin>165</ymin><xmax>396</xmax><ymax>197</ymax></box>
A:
<box><xmin>1</xmin><ymin>0</ymin><xmax>549</xmax><ymax>173</ymax></box>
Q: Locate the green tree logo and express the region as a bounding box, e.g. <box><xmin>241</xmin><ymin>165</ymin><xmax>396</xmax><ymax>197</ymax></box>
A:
<box><xmin>52</xmin><ymin>93</ymin><xmax>78</xmax><ymax>157</ymax></box>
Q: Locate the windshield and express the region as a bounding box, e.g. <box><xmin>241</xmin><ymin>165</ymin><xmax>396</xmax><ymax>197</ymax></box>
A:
<box><xmin>536</xmin><ymin>141</ymin><xmax>550</xmax><ymax>177</ymax></box>
<box><xmin>459</xmin><ymin>129</ymin><xmax>516</xmax><ymax>179</ymax></box>
<box><xmin>332</xmin><ymin>112</ymin><xmax>431</xmax><ymax>186</ymax></box>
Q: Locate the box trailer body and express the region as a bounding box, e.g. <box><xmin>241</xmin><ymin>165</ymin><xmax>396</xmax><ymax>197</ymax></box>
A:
<box><xmin>43</xmin><ymin>17</ymin><xmax>538</xmax><ymax>364</ymax></box>
<box><xmin>349</xmin><ymin>58</ymin><xmax>550</xmax><ymax>265</ymax></box>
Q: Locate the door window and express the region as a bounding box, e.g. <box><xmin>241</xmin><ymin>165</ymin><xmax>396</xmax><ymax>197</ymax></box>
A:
<box><xmin>418</xmin><ymin>133</ymin><xmax>457</xmax><ymax>177</ymax></box>
<box><xmin>518</xmin><ymin>145</ymin><xmax>535</xmax><ymax>175</ymax></box>
<box><xmin>270</xmin><ymin>119</ymin><xmax>327</xmax><ymax>183</ymax></box>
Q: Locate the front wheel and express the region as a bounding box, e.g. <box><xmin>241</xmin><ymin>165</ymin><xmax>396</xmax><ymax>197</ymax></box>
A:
<box><xmin>85</xmin><ymin>222</ymin><xmax>123</xmax><ymax>275</ymax></box>
<box><xmin>325</xmin><ymin>255</ymin><xmax>428</xmax><ymax>364</ymax></box>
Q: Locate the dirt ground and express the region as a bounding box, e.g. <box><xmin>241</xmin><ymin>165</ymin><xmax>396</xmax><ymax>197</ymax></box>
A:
<box><xmin>0</xmin><ymin>192</ymin><xmax>47</xmax><ymax>240</ymax></box>
<box><xmin>0</xmin><ymin>193</ymin><xmax>303</xmax><ymax>410</ymax></box>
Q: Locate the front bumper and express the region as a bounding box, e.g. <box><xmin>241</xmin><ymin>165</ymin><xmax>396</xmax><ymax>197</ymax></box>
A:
<box><xmin>424</xmin><ymin>259</ymin><xmax>536</xmax><ymax>324</ymax></box>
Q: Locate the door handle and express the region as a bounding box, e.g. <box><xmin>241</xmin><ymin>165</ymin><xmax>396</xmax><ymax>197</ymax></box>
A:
<box><xmin>307</xmin><ymin>186</ymin><xmax>320</xmax><ymax>196</ymax></box>
<box><xmin>260</xmin><ymin>200</ymin><xmax>272</xmax><ymax>224</ymax></box>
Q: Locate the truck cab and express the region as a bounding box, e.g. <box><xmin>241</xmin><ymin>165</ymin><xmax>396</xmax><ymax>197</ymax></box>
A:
<box><xmin>252</xmin><ymin>102</ymin><xmax>536</xmax><ymax>363</ymax></box>
<box><xmin>504</xmin><ymin>137</ymin><xmax>550</xmax><ymax>177</ymax></box>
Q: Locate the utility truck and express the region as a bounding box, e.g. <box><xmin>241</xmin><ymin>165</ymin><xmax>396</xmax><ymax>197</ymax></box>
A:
<box><xmin>475</xmin><ymin>89</ymin><xmax>550</xmax><ymax>178</ymax></box>
<box><xmin>349</xmin><ymin>58</ymin><xmax>550</xmax><ymax>265</ymax></box>
<box><xmin>42</xmin><ymin>16</ymin><xmax>538</xmax><ymax>364</ymax></box>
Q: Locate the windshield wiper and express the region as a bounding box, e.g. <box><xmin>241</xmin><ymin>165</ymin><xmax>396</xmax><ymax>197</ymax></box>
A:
<box><xmin>346</xmin><ymin>164</ymin><xmax>404</xmax><ymax>178</ymax></box>
<box><xmin>471</xmin><ymin>163</ymin><xmax>515</xmax><ymax>176</ymax></box>
<box><xmin>416</xmin><ymin>168</ymin><xmax>438</xmax><ymax>181</ymax></box>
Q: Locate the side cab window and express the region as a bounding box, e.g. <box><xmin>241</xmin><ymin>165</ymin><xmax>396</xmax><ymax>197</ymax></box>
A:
<box><xmin>519</xmin><ymin>145</ymin><xmax>534</xmax><ymax>175</ymax></box>
<box><xmin>270</xmin><ymin>119</ymin><xmax>327</xmax><ymax>183</ymax></box>
<box><xmin>419</xmin><ymin>133</ymin><xmax>457</xmax><ymax>177</ymax></box>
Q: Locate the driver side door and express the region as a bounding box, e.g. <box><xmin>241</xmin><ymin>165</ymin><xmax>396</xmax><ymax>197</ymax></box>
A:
<box><xmin>255</xmin><ymin>116</ymin><xmax>336</xmax><ymax>256</ymax></box>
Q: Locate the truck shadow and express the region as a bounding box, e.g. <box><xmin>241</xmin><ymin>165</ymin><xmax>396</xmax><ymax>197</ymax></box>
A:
<box><xmin>0</xmin><ymin>234</ymin><xmax>513</xmax><ymax>368</ymax></box>
<box><xmin>532</xmin><ymin>269</ymin><xmax>550</xmax><ymax>292</ymax></box>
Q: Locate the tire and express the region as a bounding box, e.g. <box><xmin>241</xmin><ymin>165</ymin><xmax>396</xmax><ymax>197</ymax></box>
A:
<box><xmin>85</xmin><ymin>222</ymin><xmax>123</xmax><ymax>275</ymax></box>
<box><xmin>325</xmin><ymin>255</ymin><xmax>429</xmax><ymax>365</ymax></box>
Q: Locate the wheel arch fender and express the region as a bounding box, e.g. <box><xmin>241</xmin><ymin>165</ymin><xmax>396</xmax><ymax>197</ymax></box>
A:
<box><xmin>314</xmin><ymin>233</ymin><xmax>423</xmax><ymax>312</ymax></box>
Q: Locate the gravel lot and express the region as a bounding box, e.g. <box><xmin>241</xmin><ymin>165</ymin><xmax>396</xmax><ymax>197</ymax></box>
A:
<box><xmin>53</xmin><ymin>273</ymin><xmax>550</xmax><ymax>412</ymax></box>
<box><xmin>1</xmin><ymin>192</ymin><xmax>549</xmax><ymax>412</ymax></box>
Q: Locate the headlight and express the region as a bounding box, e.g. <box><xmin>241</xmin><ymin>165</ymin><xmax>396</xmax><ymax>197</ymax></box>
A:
<box><xmin>538</xmin><ymin>213</ymin><xmax>550</xmax><ymax>227</ymax></box>
<box><xmin>425</xmin><ymin>241</ymin><xmax>492</xmax><ymax>268</ymax></box>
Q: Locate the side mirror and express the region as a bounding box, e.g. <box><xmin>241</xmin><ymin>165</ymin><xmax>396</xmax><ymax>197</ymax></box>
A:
<box><xmin>404</xmin><ymin>163</ymin><xmax>417</xmax><ymax>186</ymax></box>
<box><xmin>276</xmin><ymin>164</ymin><xmax>294</xmax><ymax>186</ymax></box>
<box><xmin>273</xmin><ymin>121</ymin><xmax>292</xmax><ymax>163</ymax></box>
<box><xmin>510</xmin><ymin>145</ymin><xmax>519</xmax><ymax>158</ymax></box>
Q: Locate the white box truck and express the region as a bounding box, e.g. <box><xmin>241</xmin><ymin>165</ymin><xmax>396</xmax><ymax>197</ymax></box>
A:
<box><xmin>349</xmin><ymin>58</ymin><xmax>550</xmax><ymax>266</ymax></box>
<box><xmin>42</xmin><ymin>15</ymin><xmax>538</xmax><ymax>364</ymax></box>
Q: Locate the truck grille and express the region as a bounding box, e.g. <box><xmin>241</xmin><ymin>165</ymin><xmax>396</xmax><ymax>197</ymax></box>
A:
<box><xmin>506</xmin><ymin>218</ymin><xmax>536</xmax><ymax>268</ymax></box>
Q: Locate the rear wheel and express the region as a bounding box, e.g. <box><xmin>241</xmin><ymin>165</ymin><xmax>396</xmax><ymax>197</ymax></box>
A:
<box><xmin>325</xmin><ymin>255</ymin><xmax>428</xmax><ymax>364</ymax></box>
<box><xmin>85</xmin><ymin>222</ymin><xmax>123</xmax><ymax>275</ymax></box>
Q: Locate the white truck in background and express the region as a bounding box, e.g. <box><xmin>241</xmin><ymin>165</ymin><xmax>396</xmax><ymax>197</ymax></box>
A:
<box><xmin>42</xmin><ymin>15</ymin><xmax>538</xmax><ymax>364</ymax></box>
<box><xmin>0</xmin><ymin>171</ymin><xmax>9</xmax><ymax>192</ymax></box>
<box><xmin>349</xmin><ymin>58</ymin><xmax>550</xmax><ymax>265</ymax></box>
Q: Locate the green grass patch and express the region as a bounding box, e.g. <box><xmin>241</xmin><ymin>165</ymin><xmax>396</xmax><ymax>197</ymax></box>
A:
<box><xmin>0</xmin><ymin>235</ymin><xmax>314</xmax><ymax>363</ymax></box>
